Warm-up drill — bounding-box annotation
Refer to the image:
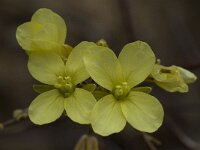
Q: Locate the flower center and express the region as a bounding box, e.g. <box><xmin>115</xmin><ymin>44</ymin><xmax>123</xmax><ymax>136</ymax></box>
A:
<box><xmin>54</xmin><ymin>75</ymin><xmax>75</xmax><ymax>97</ymax></box>
<box><xmin>112</xmin><ymin>82</ymin><xmax>130</xmax><ymax>100</ymax></box>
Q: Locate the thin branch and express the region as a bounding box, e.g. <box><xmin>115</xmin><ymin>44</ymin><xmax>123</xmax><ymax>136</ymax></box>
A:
<box><xmin>167</xmin><ymin>115</ymin><xmax>200</xmax><ymax>150</ymax></box>
<box><xmin>143</xmin><ymin>133</ymin><xmax>161</xmax><ymax>150</ymax></box>
<box><xmin>0</xmin><ymin>108</ymin><xmax>28</xmax><ymax>130</ymax></box>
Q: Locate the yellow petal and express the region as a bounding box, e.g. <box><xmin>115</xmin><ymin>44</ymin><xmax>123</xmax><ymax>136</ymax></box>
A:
<box><xmin>28</xmin><ymin>53</ymin><xmax>65</xmax><ymax>85</ymax></box>
<box><xmin>64</xmin><ymin>88</ymin><xmax>96</xmax><ymax>124</ymax></box>
<box><xmin>91</xmin><ymin>94</ymin><xmax>126</xmax><ymax>136</ymax></box>
<box><xmin>121</xmin><ymin>91</ymin><xmax>164</xmax><ymax>133</ymax></box>
<box><xmin>66</xmin><ymin>41</ymin><xmax>96</xmax><ymax>85</ymax></box>
<box><xmin>31</xmin><ymin>8</ymin><xmax>66</xmax><ymax>44</ymax></box>
<box><xmin>28</xmin><ymin>89</ymin><xmax>64</xmax><ymax>125</ymax></box>
<box><xmin>84</xmin><ymin>46</ymin><xmax>123</xmax><ymax>91</ymax></box>
<box><xmin>16</xmin><ymin>22</ymin><xmax>42</xmax><ymax>51</ymax></box>
<box><xmin>16</xmin><ymin>8</ymin><xmax>66</xmax><ymax>53</ymax></box>
<box><xmin>176</xmin><ymin>66</ymin><xmax>197</xmax><ymax>84</ymax></box>
<box><xmin>155</xmin><ymin>81</ymin><xmax>188</xmax><ymax>93</ymax></box>
<box><xmin>119</xmin><ymin>41</ymin><xmax>155</xmax><ymax>88</ymax></box>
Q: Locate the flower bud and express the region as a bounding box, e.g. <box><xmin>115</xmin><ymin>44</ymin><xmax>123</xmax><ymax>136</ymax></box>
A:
<box><xmin>150</xmin><ymin>64</ymin><xmax>197</xmax><ymax>92</ymax></box>
<box><xmin>74</xmin><ymin>134</ymin><xmax>99</xmax><ymax>150</ymax></box>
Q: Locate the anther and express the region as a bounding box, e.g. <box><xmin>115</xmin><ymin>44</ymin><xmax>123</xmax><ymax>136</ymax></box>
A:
<box><xmin>116</xmin><ymin>85</ymin><xmax>122</xmax><ymax>89</ymax></box>
<box><xmin>122</xmin><ymin>82</ymin><xmax>128</xmax><ymax>86</ymax></box>
<box><xmin>64</xmin><ymin>76</ymin><xmax>71</xmax><ymax>82</ymax></box>
<box><xmin>57</xmin><ymin>76</ymin><xmax>65</xmax><ymax>83</ymax></box>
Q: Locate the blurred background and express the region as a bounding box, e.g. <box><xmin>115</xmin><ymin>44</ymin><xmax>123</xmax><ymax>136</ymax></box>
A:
<box><xmin>0</xmin><ymin>0</ymin><xmax>200</xmax><ymax>149</ymax></box>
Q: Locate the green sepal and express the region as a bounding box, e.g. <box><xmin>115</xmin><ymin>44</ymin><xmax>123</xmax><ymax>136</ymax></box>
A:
<box><xmin>92</xmin><ymin>90</ymin><xmax>109</xmax><ymax>100</ymax></box>
<box><xmin>132</xmin><ymin>86</ymin><xmax>152</xmax><ymax>93</ymax></box>
<box><xmin>33</xmin><ymin>84</ymin><xmax>55</xmax><ymax>93</ymax></box>
<box><xmin>82</xmin><ymin>83</ymin><xmax>97</xmax><ymax>92</ymax></box>
<box><xmin>74</xmin><ymin>134</ymin><xmax>99</xmax><ymax>150</ymax></box>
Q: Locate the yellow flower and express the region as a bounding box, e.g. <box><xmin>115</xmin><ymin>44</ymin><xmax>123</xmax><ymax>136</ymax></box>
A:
<box><xmin>151</xmin><ymin>64</ymin><xmax>197</xmax><ymax>92</ymax></box>
<box><xmin>84</xmin><ymin>41</ymin><xmax>164</xmax><ymax>136</ymax></box>
<box><xmin>16</xmin><ymin>8</ymin><xmax>71</xmax><ymax>58</ymax></box>
<box><xmin>28</xmin><ymin>42</ymin><xmax>96</xmax><ymax>125</ymax></box>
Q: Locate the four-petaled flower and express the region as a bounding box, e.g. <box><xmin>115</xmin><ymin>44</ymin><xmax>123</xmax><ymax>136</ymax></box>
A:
<box><xmin>28</xmin><ymin>42</ymin><xmax>96</xmax><ymax>125</ymax></box>
<box><xmin>84</xmin><ymin>41</ymin><xmax>164</xmax><ymax>136</ymax></box>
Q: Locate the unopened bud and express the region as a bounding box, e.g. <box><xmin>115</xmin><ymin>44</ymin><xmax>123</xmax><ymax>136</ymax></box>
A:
<box><xmin>96</xmin><ymin>39</ymin><xmax>108</xmax><ymax>47</ymax></box>
<box><xmin>74</xmin><ymin>134</ymin><xmax>99</xmax><ymax>150</ymax></box>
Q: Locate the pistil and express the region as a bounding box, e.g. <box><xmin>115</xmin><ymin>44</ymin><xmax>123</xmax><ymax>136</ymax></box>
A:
<box><xmin>54</xmin><ymin>75</ymin><xmax>75</xmax><ymax>97</ymax></box>
<box><xmin>112</xmin><ymin>82</ymin><xmax>130</xmax><ymax>100</ymax></box>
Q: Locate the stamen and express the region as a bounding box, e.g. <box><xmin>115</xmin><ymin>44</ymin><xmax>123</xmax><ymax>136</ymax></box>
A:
<box><xmin>116</xmin><ymin>85</ymin><xmax>122</xmax><ymax>89</ymax></box>
<box><xmin>54</xmin><ymin>75</ymin><xmax>75</xmax><ymax>97</ymax></box>
<box><xmin>54</xmin><ymin>83</ymin><xmax>62</xmax><ymax>88</ymax></box>
<box><xmin>122</xmin><ymin>82</ymin><xmax>128</xmax><ymax>86</ymax></box>
<box><xmin>64</xmin><ymin>76</ymin><xmax>71</xmax><ymax>82</ymax></box>
<box><xmin>112</xmin><ymin>82</ymin><xmax>130</xmax><ymax>100</ymax></box>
